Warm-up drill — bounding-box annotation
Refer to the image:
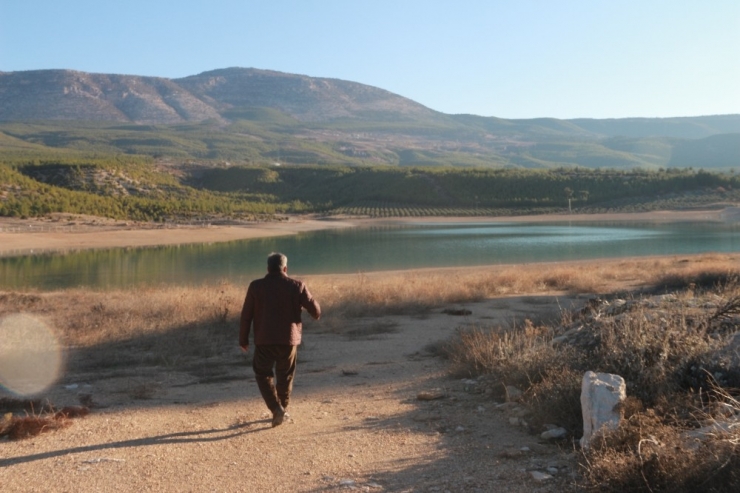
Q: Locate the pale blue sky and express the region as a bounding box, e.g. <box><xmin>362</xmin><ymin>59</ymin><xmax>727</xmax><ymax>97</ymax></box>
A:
<box><xmin>1</xmin><ymin>1</ymin><xmax>739</xmax><ymax>119</ymax></box>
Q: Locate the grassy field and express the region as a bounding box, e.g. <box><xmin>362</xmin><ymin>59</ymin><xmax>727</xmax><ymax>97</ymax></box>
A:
<box><xmin>2</xmin><ymin>253</ymin><xmax>740</xmax><ymax>490</ymax></box>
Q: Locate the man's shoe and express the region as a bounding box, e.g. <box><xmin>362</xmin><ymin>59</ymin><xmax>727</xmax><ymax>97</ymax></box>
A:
<box><xmin>272</xmin><ymin>406</ymin><xmax>286</xmax><ymax>427</ymax></box>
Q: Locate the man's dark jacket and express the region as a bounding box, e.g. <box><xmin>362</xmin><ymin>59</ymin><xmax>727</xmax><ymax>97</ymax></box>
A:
<box><xmin>239</xmin><ymin>271</ymin><xmax>321</xmax><ymax>347</ymax></box>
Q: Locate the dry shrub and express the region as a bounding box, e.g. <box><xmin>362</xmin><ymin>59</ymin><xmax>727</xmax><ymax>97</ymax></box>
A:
<box><xmin>588</xmin><ymin>303</ymin><xmax>720</xmax><ymax>406</ymax></box>
<box><xmin>441</xmin><ymin>275</ymin><xmax>740</xmax><ymax>491</ymax></box>
<box><xmin>524</xmin><ymin>367</ymin><xmax>584</xmax><ymax>434</ymax></box>
<box><xmin>445</xmin><ymin>317</ymin><xmax>587</xmax><ymax>432</ymax></box>
<box><xmin>446</xmin><ymin>320</ymin><xmax>564</xmax><ymax>386</ymax></box>
<box><xmin>581</xmin><ymin>406</ymin><xmax>740</xmax><ymax>493</ymax></box>
<box><xmin>0</xmin><ymin>415</ymin><xmax>70</xmax><ymax>440</ymax></box>
<box><xmin>445</xmin><ymin>272</ymin><xmax>740</xmax><ymax>415</ymax></box>
<box><xmin>0</xmin><ymin>405</ymin><xmax>88</xmax><ymax>440</ymax></box>
<box><xmin>583</xmin><ymin>282</ymin><xmax>740</xmax><ymax>492</ymax></box>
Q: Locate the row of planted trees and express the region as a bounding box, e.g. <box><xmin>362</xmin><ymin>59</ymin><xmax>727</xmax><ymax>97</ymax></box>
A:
<box><xmin>3</xmin><ymin>158</ymin><xmax>739</xmax><ymax>220</ymax></box>
<box><xmin>199</xmin><ymin>165</ymin><xmax>740</xmax><ymax>210</ymax></box>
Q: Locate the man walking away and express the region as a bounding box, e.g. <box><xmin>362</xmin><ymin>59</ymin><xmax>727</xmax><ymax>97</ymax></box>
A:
<box><xmin>239</xmin><ymin>252</ymin><xmax>321</xmax><ymax>427</ymax></box>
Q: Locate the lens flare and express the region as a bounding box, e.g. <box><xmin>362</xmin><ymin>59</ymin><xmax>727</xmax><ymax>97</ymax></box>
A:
<box><xmin>0</xmin><ymin>314</ymin><xmax>63</xmax><ymax>396</ymax></box>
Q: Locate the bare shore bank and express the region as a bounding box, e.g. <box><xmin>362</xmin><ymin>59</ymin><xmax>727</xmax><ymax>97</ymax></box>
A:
<box><xmin>0</xmin><ymin>209</ymin><xmax>733</xmax><ymax>256</ymax></box>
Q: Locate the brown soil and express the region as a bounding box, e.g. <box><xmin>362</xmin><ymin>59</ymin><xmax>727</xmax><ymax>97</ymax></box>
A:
<box><xmin>1</xmin><ymin>294</ymin><xmax>583</xmax><ymax>492</ymax></box>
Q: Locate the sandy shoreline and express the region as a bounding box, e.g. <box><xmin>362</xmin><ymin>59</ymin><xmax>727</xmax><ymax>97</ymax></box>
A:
<box><xmin>0</xmin><ymin>208</ymin><xmax>734</xmax><ymax>256</ymax></box>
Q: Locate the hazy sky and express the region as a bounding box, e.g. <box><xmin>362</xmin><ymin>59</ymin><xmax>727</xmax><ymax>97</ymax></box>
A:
<box><xmin>2</xmin><ymin>1</ymin><xmax>739</xmax><ymax>119</ymax></box>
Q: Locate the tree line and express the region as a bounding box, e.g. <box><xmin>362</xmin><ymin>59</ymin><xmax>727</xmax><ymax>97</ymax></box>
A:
<box><xmin>2</xmin><ymin>159</ymin><xmax>739</xmax><ymax>221</ymax></box>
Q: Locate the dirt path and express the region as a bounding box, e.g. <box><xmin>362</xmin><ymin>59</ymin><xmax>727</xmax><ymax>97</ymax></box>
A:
<box><xmin>0</xmin><ymin>295</ymin><xmax>581</xmax><ymax>492</ymax></box>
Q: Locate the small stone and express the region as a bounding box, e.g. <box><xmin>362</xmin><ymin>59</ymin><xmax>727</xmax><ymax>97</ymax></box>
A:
<box><xmin>509</xmin><ymin>417</ymin><xmax>520</xmax><ymax>426</ymax></box>
<box><xmin>505</xmin><ymin>386</ymin><xmax>523</xmax><ymax>402</ymax></box>
<box><xmin>498</xmin><ymin>448</ymin><xmax>522</xmax><ymax>458</ymax></box>
<box><xmin>455</xmin><ymin>426</ymin><xmax>465</xmax><ymax>432</ymax></box>
<box><xmin>547</xmin><ymin>467</ymin><xmax>559</xmax><ymax>475</ymax></box>
<box><xmin>541</xmin><ymin>427</ymin><xmax>568</xmax><ymax>439</ymax></box>
<box><xmin>530</xmin><ymin>471</ymin><xmax>553</xmax><ymax>482</ymax></box>
<box><xmin>417</xmin><ymin>390</ymin><xmax>445</xmax><ymax>401</ymax></box>
<box><xmin>476</xmin><ymin>406</ymin><xmax>485</xmax><ymax>413</ymax></box>
<box><xmin>516</xmin><ymin>408</ymin><xmax>531</xmax><ymax>418</ymax></box>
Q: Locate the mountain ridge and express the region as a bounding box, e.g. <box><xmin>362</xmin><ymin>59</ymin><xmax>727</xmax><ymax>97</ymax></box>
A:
<box><xmin>3</xmin><ymin>67</ymin><xmax>739</xmax><ymax>135</ymax></box>
<box><xmin>1</xmin><ymin>67</ymin><xmax>739</xmax><ymax>169</ymax></box>
<box><xmin>0</xmin><ymin>67</ymin><xmax>444</xmax><ymax>125</ymax></box>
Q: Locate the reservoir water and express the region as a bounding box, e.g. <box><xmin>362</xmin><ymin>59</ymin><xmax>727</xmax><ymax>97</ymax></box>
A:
<box><xmin>1</xmin><ymin>220</ymin><xmax>739</xmax><ymax>290</ymax></box>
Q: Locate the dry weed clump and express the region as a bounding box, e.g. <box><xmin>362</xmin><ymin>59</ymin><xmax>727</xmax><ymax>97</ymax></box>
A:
<box><xmin>445</xmin><ymin>318</ymin><xmax>587</xmax><ymax>431</ymax></box>
<box><xmin>444</xmin><ymin>276</ymin><xmax>740</xmax><ymax>491</ymax></box>
<box><xmin>446</xmin><ymin>321</ymin><xmax>560</xmax><ymax>381</ymax></box>
<box><xmin>0</xmin><ymin>414</ymin><xmax>71</xmax><ymax>440</ymax></box>
<box><xmin>581</xmin><ymin>400</ymin><xmax>740</xmax><ymax>493</ymax></box>
<box><xmin>0</xmin><ymin>398</ymin><xmax>89</xmax><ymax>441</ymax></box>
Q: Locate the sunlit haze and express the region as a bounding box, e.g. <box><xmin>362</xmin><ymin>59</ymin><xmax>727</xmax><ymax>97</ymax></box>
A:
<box><xmin>0</xmin><ymin>314</ymin><xmax>63</xmax><ymax>396</ymax></box>
<box><xmin>1</xmin><ymin>1</ymin><xmax>739</xmax><ymax>119</ymax></box>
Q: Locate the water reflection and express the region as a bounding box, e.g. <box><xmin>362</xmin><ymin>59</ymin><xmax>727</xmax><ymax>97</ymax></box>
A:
<box><xmin>1</xmin><ymin>221</ymin><xmax>738</xmax><ymax>290</ymax></box>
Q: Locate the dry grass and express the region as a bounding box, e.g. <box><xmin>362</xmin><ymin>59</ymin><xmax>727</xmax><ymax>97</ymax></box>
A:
<box><xmin>308</xmin><ymin>253</ymin><xmax>740</xmax><ymax>316</ymax></box>
<box><xmin>442</xmin><ymin>262</ymin><xmax>740</xmax><ymax>491</ymax></box>
<box><xmin>0</xmin><ymin>400</ymin><xmax>88</xmax><ymax>440</ymax></box>
<box><xmin>0</xmin><ymin>253</ymin><xmax>735</xmax><ymax>373</ymax></box>
<box><xmin>0</xmin><ymin>284</ymin><xmax>234</xmax><ymax>346</ymax></box>
<box><xmin>581</xmin><ymin>388</ymin><xmax>740</xmax><ymax>493</ymax></box>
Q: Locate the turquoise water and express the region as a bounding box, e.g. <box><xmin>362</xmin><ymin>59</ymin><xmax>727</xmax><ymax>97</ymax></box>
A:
<box><xmin>1</xmin><ymin>221</ymin><xmax>739</xmax><ymax>290</ymax></box>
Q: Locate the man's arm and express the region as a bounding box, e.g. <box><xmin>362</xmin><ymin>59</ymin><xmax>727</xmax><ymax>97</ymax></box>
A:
<box><xmin>301</xmin><ymin>285</ymin><xmax>321</xmax><ymax>321</ymax></box>
<box><xmin>239</xmin><ymin>287</ymin><xmax>254</xmax><ymax>351</ymax></box>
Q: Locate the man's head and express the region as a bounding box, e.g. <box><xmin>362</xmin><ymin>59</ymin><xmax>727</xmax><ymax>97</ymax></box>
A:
<box><xmin>267</xmin><ymin>252</ymin><xmax>288</xmax><ymax>273</ymax></box>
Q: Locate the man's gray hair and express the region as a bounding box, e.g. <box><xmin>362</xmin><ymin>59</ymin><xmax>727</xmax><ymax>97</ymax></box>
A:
<box><xmin>267</xmin><ymin>252</ymin><xmax>288</xmax><ymax>273</ymax></box>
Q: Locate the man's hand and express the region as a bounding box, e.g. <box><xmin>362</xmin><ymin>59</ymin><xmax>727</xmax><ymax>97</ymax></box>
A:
<box><xmin>240</xmin><ymin>344</ymin><xmax>249</xmax><ymax>353</ymax></box>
